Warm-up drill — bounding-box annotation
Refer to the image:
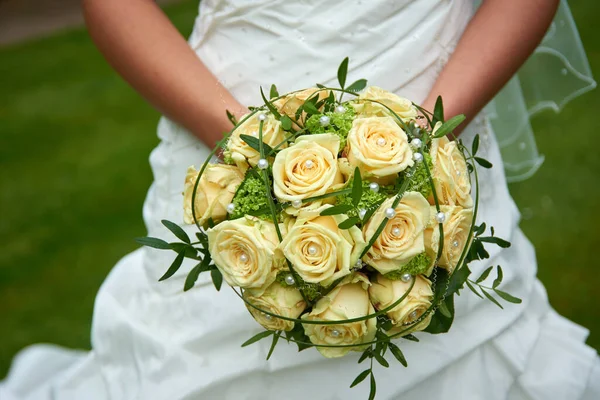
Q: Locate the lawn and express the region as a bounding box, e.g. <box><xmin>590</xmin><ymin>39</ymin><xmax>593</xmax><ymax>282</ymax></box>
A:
<box><xmin>1</xmin><ymin>0</ymin><xmax>599</xmax><ymax>379</ymax></box>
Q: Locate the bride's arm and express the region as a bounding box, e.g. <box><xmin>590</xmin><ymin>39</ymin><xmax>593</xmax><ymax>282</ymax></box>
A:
<box><xmin>82</xmin><ymin>0</ymin><xmax>246</xmax><ymax>147</ymax></box>
<box><xmin>421</xmin><ymin>0</ymin><xmax>560</xmax><ymax>131</ymax></box>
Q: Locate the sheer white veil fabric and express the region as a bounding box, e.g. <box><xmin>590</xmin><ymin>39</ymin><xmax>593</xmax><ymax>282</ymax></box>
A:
<box><xmin>482</xmin><ymin>0</ymin><xmax>596</xmax><ymax>182</ymax></box>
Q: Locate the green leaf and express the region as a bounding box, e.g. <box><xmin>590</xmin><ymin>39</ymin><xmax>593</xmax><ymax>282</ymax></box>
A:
<box><xmin>358</xmin><ymin>348</ymin><xmax>371</xmax><ymax>363</ymax></box>
<box><xmin>351</xmin><ymin>369</ymin><xmax>371</xmax><ymax>388</ymax></box>
<box><xmin>302</xmin><ymin>100</ymin><xmax>319</xmax><ymax>115</ymax></box>
<box><xmin>346</xmin><ymin>79</ymin><xmax>367</xmax><ymax>93</ymax></box>
<box><xmin>402</xmin><ymin>334</ymin><xmax>419</xmax><ymax>342</ymax></box>
<box><xmin>492</xmin><ymin>265</ymin><xmax>503</xmax><ymax>289</ymax></box>
<box><xmin>481</xmin><ymin>288</ymin><xmax>504</xmax><ymax>309</ymax></box>
<box><xmin>134</xmin><ymin>236</ymin><xmax>171</xmax><ymax>250</ymax></box>
<box><xmin>337</xmin><ymin>57</ymin><xmax>349</xmax><ymax>88</ymax></box>
<box><xmin>280</xmin><ymin>115</ymin><xmax>292</xmax><ymax>131</ymax></box>
<box><xmin>266</xmin><ymin>331</ymin><xmax>281</xmax><ymax>360</ymax></box>
<box><xmin>472</xmin><ymin>134</ymin><xmax>480</xmax><ymax>155</ymax></box>
<box><xmin>447</xmin><ymin>265</ymin><xmax>471</xmax><ymax>296</ymax></box>
<box><xmin>388</xmin><ymin>342</ymin><xmax>408</xmax><ymax>367</ymax></box>
<box><xmin>226</xmin><ymin>109</ymin><xmax>238</xmax><ymax>126</ymax></box>
<box><xmin>338</xmin><ymin>217</ymin><xmax>360</xmax><ymax>230</ymax></box>
<box><xmin>260</xmin><ymin>87</ymin><xmax>282</xmax><ymax>119</ymax></box>
<box><xmin>316</xmin><ymin>83</ymin><xmax>326</xmax><ymax>89</ymax></box>
<box><xmin>183</xmin><ymin>262</ymin><xmax>202</xmax><ymax>291</ymax></box>
<box><xmin>438</xmin><ymin>300</ymin><xmax>452</xmax><ymax>318</ymax></box>
<box><xmin>494</xmin><ymin>289</ymin><xmax>522</xmax><ymax>304</ymax></box>
<box><xmin>161</xmin><ymin>219</ymin><xmax>190</xmax><ymax>243</ymax></box>
<box><xmin>158</xmin><ymin>251</ymin><xmax>185</xmax><ymax>281</ymax></box>
<box><xmin>433</xmin><ymin>114</ymin><xmax>466</xmax><ymax>137</ymax></box>
<box><xmin>369</xmin><ymin>372</ymin><xmax>377</xmax><ymax>400</ymax></box>
<box><xmin>374</xmin><ymin>353</ymin><xmax>389</xmax><ymax>368</ymax></box>
<box><xmin>211</xmin><ymin>268</ymin><xmax>223</xmax><ymax>291</ymax></box>
<box><xmin>320</xmin><ymin>204</ymin><xmax>353</xmax><ymax>216</ymax></box>
<box><xmin>351</xmin><ymin>167</ymin><xmax>363</xmax><ymax>207</ymax></box>
<box><xmin>479</xmin><ymin>236</ymin><xmax>511</xmax><ymax>248</ymax></box>
<box><xmin>466</xmin><ymin>280</ymin><xmax>483</xmax><ymax>299</ymax></box>
<box><xmin>433</xmin><ymin>96</ymin><xmax>444</xmax><ymax>124</ymax></box>
<box><xmin>269</xmin><ymin>84</ymin><xmax>279</xmax><ymax>99</ymax></box>
<box><xmin>475</xmin><ymin>157</ymin><xmax>493</xmax><ymax>168</ymax></box>
<box><xmin>240</xmin><ymin>134</ymin><xmax>275</xmax><ymax>156</ymax></box>
<box><xmin>242</xmin><ymin>330</ymin><xmax>274</xmax><ymax>347</ymax></box>
<box><xmin>476</xmin><ymin>266</ymin><xmax>493</xmax><ymax>283</ymax></box>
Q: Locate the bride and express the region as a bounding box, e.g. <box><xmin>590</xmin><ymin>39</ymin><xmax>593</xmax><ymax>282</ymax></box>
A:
<box><xmin>2</xmin><ymin>0</ymin><xmax>598</xmax><ymax>399</ymax></box>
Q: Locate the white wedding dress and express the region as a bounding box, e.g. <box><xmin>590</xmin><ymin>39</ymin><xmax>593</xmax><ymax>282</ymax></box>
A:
<box><xmin>2</xmin><ymin>0</ymin><xmax>599</xmax><ymax>399</ymax></box>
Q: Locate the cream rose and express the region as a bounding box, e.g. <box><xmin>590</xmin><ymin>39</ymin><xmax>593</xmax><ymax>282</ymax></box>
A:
<box><xmin>207</xmin><ymin>216</ymin><xmax>284</xmax><ymax>291</ymax></box>
<box><xmin>280</xmin><ymin>205</ymin><xmax>366</xmax><ymax>287</ymax></box>
<box><xmin>302</xmin><ymin>274</ymin><xmax>377</xmax><ymax>358</ymax></box>
<box><xmin>272</xmin><ymin>134</ymin><xmax>344</xmax><ymax>208</ymax></box>
<box><xmin>354</xmin><ymin>86</ymin><xmax>418</xmax><ymax>121</ymax></box>
<box><xmin>273</xmin><ymin>87</ymin><xmax>329</xmax><ymax>123</ymax></box>
<box><xmin>243</xmin><ymin>281</ymin><xmax>306</xmax><ymax>331</ymax></box>
<box><xmin>362</xmin><ymin>193</ymin><xmax>431</xmax><ymax>275</ymax></box>
<box><xmin>226</xmin><ymin>112</ymin><xmax>287</xmax><ymax>172</ymax></box>
<box><xmin>183</xmin><ymin>164</ymin><xmax>244</xmax><ymax>227</ymax></box>
<box><xmin>369</xmin><ymin>274</ymin><xmax>433</xmax><ymax>335</ymax></box>
<box><xmin>430</xmin><ymin>135</ymin><xmax>473</xmax><ymax>208</ymax></box>
<box><xmin>424</xmin><ymin>205</ymin><xmax>473</xmax><ymax>271</ymax></box>
<box><xmin>345</xmin><ymin>116</ymin><xmax>414</xmax><ymax>178</ymax></box>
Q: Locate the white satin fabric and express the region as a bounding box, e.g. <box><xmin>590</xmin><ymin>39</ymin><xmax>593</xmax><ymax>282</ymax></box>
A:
<box><xmin>1</xmin><ymin>1</ymin><xmax>599</xmax><ymax>399</ymax></box>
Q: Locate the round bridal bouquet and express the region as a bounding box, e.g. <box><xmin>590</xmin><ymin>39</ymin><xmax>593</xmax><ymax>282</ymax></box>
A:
<box><xmin>137</xmin><ymin>59</ymin><xmax>521</xmax><ymax>398</ymax></box>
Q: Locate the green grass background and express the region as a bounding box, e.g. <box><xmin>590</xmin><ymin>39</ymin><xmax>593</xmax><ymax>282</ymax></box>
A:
<box><xmin>1</xmin><ymin>1</ymin><xmax>599</xmax><ymax>378</ymax></box>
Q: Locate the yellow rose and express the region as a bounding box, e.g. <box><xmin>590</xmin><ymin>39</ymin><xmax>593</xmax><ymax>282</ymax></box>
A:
<box><xmin>280</xmin><ymin>205</ymin><xmax>366</xmax><ymax>287</ymax></box>
<box><xmin>226</xmin><ymin>113</ymin><xmax>287</xmax><ymax>172</ymax></box>
<box><xmin>272</xmin><ymin>134</ymin><xmax>344</xmax><ymax>209</ymax></box>
<box><xmin>302</xmin><ymin>274</ymin><xmax>377</xmax><ymax>358</ymax></box>
<box><xmin>244</xmin><ymin>281</ymin><xmax>306</xmax><ymax>331</ymax></box>
<box><xmin>354</xmin><ymin>86</ymin><xmax>418</xmax><ymax>121</ymax></box>
<box><xmin>182</xmin><ymin>164</ymin><xmax>244</xmax><ymax>227</ymax></box>
<box><xmin>362</xmin><ymin>193</ymin><xmax>431</xmax><ymax>275</ymax></box>
<box><xmin>424</xmin><ymin>205</ymin><xmax>473</xmax><ymax>272</ymax></box>
<box><xmin>273</xmin><ymin>88</ymin><xmax>329</xmax><ymax>123</ymax></box>
<box><xmin>345</xmin><ymin>116</ymin><xmax>414</xmax><ymax>178</ymax></box>
<box><xmin>430</xmin><ymin>135</ymin><xmax>473</xmax><ymax>208</ymax></box>
<box><xmin>369</xmin><ymin>274</ymin><xmax>433</xmax><ymax>335</ymax></box>
<box><xmin>207</xmin><ymin>216</ymin><xmax>284</xmax><ymax>291</ymax></box>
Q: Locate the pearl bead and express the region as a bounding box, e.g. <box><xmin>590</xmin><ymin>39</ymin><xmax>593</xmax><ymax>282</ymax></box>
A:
<box><xmin>413</xmin><ymin>152</ymin><xmax>423</xmax><ymax>162</ymax></box>
<box><xmin>263</xmin><ymin>313</ymin><xmax>272</xmax><ymax>320</ymax></box>
<box><xmin>257</xmin><ymin>158</ymin><xmax>269</xmax><ymax>169</ymax></box>
<box><xmin>331</xmin><ymin>329</ymin><xmax>341</xmax><ymax>337</ymax></box>
<box><xmin>385</xmin><ymin>208</ymin><xmax>396</xmax><ymax>219</ymax></box>
<box><xmin>319</xmin><ymin>115</ymin><xmax>331</xmax><ymax>126</ymax></box>
<box><xmin>226</xmin><ymin>203</ymin><xmax>236</xmax><ymax>214</ymax></box>
<box><xmin>284</xmin><ymin>274</ymin><xmax>296</xmax><ymax>286</ymax></box>
<box><xmin>452</xmin><ymin>240</ymin><xmax>460</xmax><ymax>248</ymax></box>
<box><xmin>409</xmin><ymin>310</ymin><xmax>418</xmax><ymax>320</ymax></box>
<box><xmin>239</xmin><ymin>253</ymin><xmax>249</xmax><ymax>263</ymax></box>
<box><xmin>257</xmin><ymin>113</ymin><xmax>267</xmax><ymax>121</ymax></box>
<box><xmin>335</xmin><ymin>105</ymin><xmax>346</xmax><ymax>113</ymax></box>
<box><xmin>358</xmin><ymin>208</ymin><xmax>367</xmax><ymax>219</ymax></box>
<box><xmin>435</xmin><ymin>212</ymin><xmax>446</xmax><ymax>223</ymax></box>
<box><xmin>369</xmin><ymin>182</ymin><xmax>379</xmax><ymax>193</ymax></box>
<box><xmin>308</xmin><ymin>245</ymin><xmax>318</xmax><ymax>255</ymax></box>
<box><xmin>456</xmin><ymin>171</ymin><xmax>461</xmax><ymax>176</ymax></box>
<box><xmin>410</xmin><ymin>138</ymin><xmax>422</xmax><ymax>149</ymax></box>
<box><xmin>305</xmin><ymin>160</ymin><xmax>314</xmax><ymax>169</ymax></box>
<box><xmin>401</xmin><ymin>273</ymin><xmax>412</xmax><ymax>283</ymax></box>
<box><xmin>376</xmin><ymin>137</ymin><xmax>387</xmax><ymax>147</ymax></box>
<box><xmin>292</xmin><ymin>199</ymin><xmax>303</xmax><ymax>208</ymax></box>
<box><xmin>392</xmin><ymin>227</ymin><xmax>401</xmax><ymax>237</ymax></box>
<box><xmin>355</xmin><ymin>259</ymin><xmax>363</xmax><ymax>269</ymax></box>
<box><xmin>251</xmin><ymin>131</ymin><xmax>258</xmax><ymax>136</ymax></box>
